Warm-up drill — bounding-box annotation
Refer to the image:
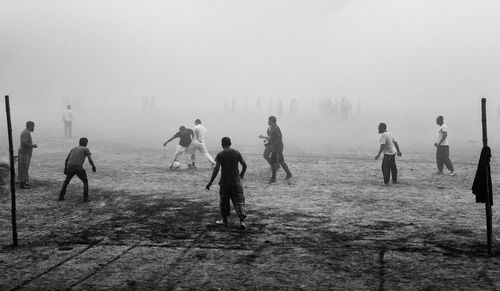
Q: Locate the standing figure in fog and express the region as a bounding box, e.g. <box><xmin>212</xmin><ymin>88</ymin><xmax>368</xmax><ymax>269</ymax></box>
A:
<box><xmin>187</xmin><ymin>119</ymin><xmax>216</xmax><ymax>168</ymax></box>
<box><xmin>18</xmin><ymin>121</ymin><xmax>38</xmax><ymax>189</ymax></box>
<box><xmin>163</xmin><ymin>126</ymin><xmax>193</xmax><ymax>169</ymax></box>
<box><xmin>206</xmin><ymin>137</ymin><xmax>247</xmax><ymax>229</ymax></box>
<box><xmin>267</xmin><ymin>116</ymin><xmax>292</xmax><ymax>183</ymax></box>
<box><xmin>62</xmin><ymin>105</ymin><xmax>73</xmax><ymax>138</ymax></box>
<box><xmin>375</xmin><ymin>123</ymin><xmax>402</xmax><ymax>185</ymax></box>
<box><xmin>434</xmin><ymin>115</ymin><xmax>456</xmax><ymax>176</ymax></box>
<box><xmin>59</xmin><ymin>137</ymin><xmax>96</xmax><ymax>202</ymax></box>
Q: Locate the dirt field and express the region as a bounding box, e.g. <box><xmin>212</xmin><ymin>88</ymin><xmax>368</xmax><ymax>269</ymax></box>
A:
<box><xmin>1</xmin><ymin>136</ymin><xmax>499</xmax><ymax>290</ymax></box>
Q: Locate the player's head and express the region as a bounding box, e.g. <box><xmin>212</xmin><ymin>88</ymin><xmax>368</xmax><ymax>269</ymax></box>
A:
<box><xmin>67</xmin><ymin>105</ymin><xmax>71</xmax><ymax>109</ymax></box>
<box><xmin>378</xmin><ymin>123</ymin><xmax>387</xmax><ymax>133</ymax></box>
<box><xmin>79</xmin><ymin>137</ymin><xmax>88</xmax><ymax>146</ymax></box>
<box><xmin>26</xmin><ymin>121</ymin><xmax>35</xmax><ymax>131</ymax></box>
<box><xmin>268</xmin><ymin>115</ymin><xmax>277</xmax><ymax>125</ymax></box>
<box><xmin>221</xmin><ymin>137</ymin><xmax>231</xmax><ymax>148</ymax></box>
<box><xmin>436</xmin><ymin>115</ymin><xmax>444</xmax><ymax>125</ymax></box>
<box><xmin>179</xmin><ymin>125</ymin><xmax>186</xmax><ymax>131</ymax></box>
<box><xmin>195</xmin><ymin>119</ymin><xmax>201</xmax><ymax>125</ymax></box>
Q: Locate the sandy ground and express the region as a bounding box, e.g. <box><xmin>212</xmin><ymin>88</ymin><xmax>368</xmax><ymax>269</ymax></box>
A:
<box><xmin>1</xmin><ymin>136</ymin><xmax>499</xmax><ymax>290</ymax></box>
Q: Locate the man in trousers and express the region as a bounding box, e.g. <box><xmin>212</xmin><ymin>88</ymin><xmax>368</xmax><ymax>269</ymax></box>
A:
<box><xmin>206</xmin><ymin>137</ymin><xmax>247</xmax><ymax>229</ymax></box>
<box><xmin>18</xmin><ymin>121</ymin><xmax>38</xmax><ymax>189</ymax></box>
<box><xmin>59</xmin><ymin>137</ymin><xmax>96</xmax><ymax>202</ymax></box>
<box><xmin>375</xmin><ymin>123</ymin><xmax>402</xmax><ymax>185</ymax></box>
<box><xmin>188</xmin><ymin>119</ymin><xmax>216</xmax><ymax>167</ymax></box>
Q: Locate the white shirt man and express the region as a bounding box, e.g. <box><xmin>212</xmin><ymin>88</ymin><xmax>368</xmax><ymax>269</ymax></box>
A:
<box><xmin>375</xmin><ymin>123</ymin><xmax>401</xmax><ymax>185</ymax></box>
<box><xmin>380</xmin><ymin>131</ymin><xmax>397</xmax><ymax>155</ymax></box>
<box><xmin>62</xmin><ymin>105</ymin><xmax>73</xmax><ymax>138</ymax></box>
<box><xmin>434</xmin><ymin>115</ymin><xmax>455</xmax><ymax>175</ymax></box>
<box><xmin>436</xmin><ymin>124</ymin><xmax>449</xmax><ymax>146</ymax></box>
<box><xmin>187</xmin><ymin>119</ymin><xmax>215</xmax><ymax>167</ymax></box>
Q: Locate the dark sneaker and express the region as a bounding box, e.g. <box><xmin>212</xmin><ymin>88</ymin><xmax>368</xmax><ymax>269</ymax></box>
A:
<box><xmin>449</xmin><ymin>171</ymin><xmax>457</xmax><ymax>176</ymax></box>
<box><xmin>58</xmin><ymin>196</ymin><xmax>65</xmax><ymax>201</ymax></box>
<box><xmin>285</xmin><ymin>173</ymin><xmax>293</xmax><ymax>180</ymax></box>
<box><xmin>268</xmin><ymin>177</ymin><xmax>276</xmax><ymax>183</ymax></box>
<box><xmin>19</xmin><ymin>183</ymin><xmax>30</xmax><ymax>189</ymax></box>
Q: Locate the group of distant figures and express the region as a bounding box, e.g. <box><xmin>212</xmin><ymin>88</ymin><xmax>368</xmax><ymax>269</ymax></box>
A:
<box><xmin>223</xmin><ymin>97</ymin><xmax>357</xmax><ymax>120</ymax></box>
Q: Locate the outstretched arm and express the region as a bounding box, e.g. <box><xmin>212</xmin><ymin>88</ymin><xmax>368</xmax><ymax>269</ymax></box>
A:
<box><xmin>206</xmin><ymin>161</ymin><xmax>221</xmax><ymax>190</ymax></box>
<box><xmin>163</xmin><ymin>136</ymin><xmax>176</xmax><ymax>146</ymax></box>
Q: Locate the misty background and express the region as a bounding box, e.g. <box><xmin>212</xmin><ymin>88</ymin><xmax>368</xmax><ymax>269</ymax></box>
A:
<box><xmin>1</xmin><ymin>0</ymin><xmax>500</xmax><ymax>157</ymax></box>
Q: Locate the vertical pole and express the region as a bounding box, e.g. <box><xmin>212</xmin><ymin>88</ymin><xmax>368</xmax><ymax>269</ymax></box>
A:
<box><xmin>5</xmin><ymin>95</ymin><xmax>18</xmax><ymax>246</ymax></box>
<box><xmin>481</xmin><ymin>98</ymin><xmax>492</xmax><ymax>255</ymax></box>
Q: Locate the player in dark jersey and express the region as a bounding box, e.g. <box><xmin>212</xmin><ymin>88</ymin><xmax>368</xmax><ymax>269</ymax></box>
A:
<box><xmin>206</xmin><ymin>137</ymin><xmax>247</xmax><ymax>229</ymax></box>
<box><xmin>267</xmin><ymin>116</ymin><xmax>292</xmax><ymax>183</ymax></box>
<box><xmin>163</xmin><ymin>126</ymin><xmax>194</xmax><ymax>169</ymax></box>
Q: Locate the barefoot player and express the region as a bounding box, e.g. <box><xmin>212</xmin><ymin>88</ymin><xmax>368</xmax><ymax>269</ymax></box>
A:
<box><xmin>206</xmin><ymin>137</ymin><xmax>247</xmax><ymax>229</ymax></box>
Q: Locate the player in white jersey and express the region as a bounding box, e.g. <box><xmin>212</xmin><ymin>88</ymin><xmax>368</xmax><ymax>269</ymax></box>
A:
<box><xmin>434</xmin><ymin>115</ymin><xmax>456</xmax><ymax>176</ymax></box>
<box><xmin>375</xmin><ymin>123</ymin><xmax>402</xmax><ymax>185</ymax></box>
<box><xmin>187</xmin><ymin>119</ymin><xmax>216</xmax><ymax>167</ymax></box>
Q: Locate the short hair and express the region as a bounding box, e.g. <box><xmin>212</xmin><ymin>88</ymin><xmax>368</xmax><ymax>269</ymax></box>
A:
<box><xmin>195</xmin><ymin>119</ymin><xmax>201</xmax><ymax>125</ymax></box>
<box><xmin>268</xmin><ymin>115</ymin><xmax>277</xmax><ymax>123</ymax></box>
<box><xmin>26</xmin><ymin>121</ymin><xmax>34</xmax><ymax>128</ymax></box>
<box><xmin>67</xmin><ymin>105</ymin><xmax>71</xmax><ymax>109</ymax></box>
<box><xmin>179</xmin><ymin>126</ymin><xmax>186</xmax><ymax>131</ymax></box>
<box><xmin>437</xmin><ymin>115</ymin><xmax>444</xmax><ymax>121</ymax></box>
<box><xmin>221</xmin><ymin>137</ymin><xmax>231</xmax><ymax>147</ymax></box>
<box><xmin>378</xmin><ymin>123</ymin><xmax>387</xmax><ymax>131</ymax></box>
<box><xmin>79</xmin><ymin>137</ymin><xmax>88</xmax><ymax>146</ymax></box>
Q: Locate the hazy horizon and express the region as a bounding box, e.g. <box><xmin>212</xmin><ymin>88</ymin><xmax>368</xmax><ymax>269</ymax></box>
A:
<box><xmin>2</xmin><ymin>0</ymin><xmax>500</xmax><ymax>152</ymax></box>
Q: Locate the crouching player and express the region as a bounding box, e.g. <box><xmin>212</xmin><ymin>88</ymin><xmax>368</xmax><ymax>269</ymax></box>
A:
<box><xmin>206</xmin><ymin>137</ymin><xmax>247</xmax><ymax>229</ymax></box>
<box><xmin>59</xmin><ymin>137</ymin><xmax>96</xmax><ymax>202</ymax></box>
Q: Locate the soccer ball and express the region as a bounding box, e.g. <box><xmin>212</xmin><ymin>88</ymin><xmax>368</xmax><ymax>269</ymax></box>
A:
<box><xmin>172</xmin><ymin>161</ymin><xmax>181</xmax><ymax>169</ymax></box>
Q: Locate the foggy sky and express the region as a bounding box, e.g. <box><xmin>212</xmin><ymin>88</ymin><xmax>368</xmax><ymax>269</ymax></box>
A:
<box><xmin>1</xmin><ymin>0</ymin><xmax>500</xmax><ymax>148</ymax></box>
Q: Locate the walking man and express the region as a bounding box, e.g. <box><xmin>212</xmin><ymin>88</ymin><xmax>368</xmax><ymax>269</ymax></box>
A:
<box><xmin>374</xmin><ymin>123</ymin><xmax>402</xmax><ymax>185</ymax></box>
<box><xmin>188</xmin><ymin>119</ymin><xmax>216</xmax><ymax>167</ymax></box>
<box><xmin>18</xmin><ymin>121</ymin><xmax>38</xmax><ymax>189</ymax></box>
<box><xmin>206</xmin><ymin>137</ymin><xmax>247</xmax><ymax>229</ymax></box>
<box><xmin>267</xmin><ymin>116</ymin><xmax>292</xmax><ymax>183</ymax></box>
<box><xmin>59</xmin><ymin>137</ymin><xmax>96</xmax><ymax>202</ymax></box>
<box><xmin>163</xmin><ymin>126</ymin><xmax>193</xmax><ymax>169</ymax></box>
<box><xmin>434</xmin><ymin>115</ymin><xmax>456</xmax><ymax>176</ymax></box>
<box><xmin>62</xmin><ymin>105</ymin><xmax>73</xmax><ymax>138</ymax></box>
